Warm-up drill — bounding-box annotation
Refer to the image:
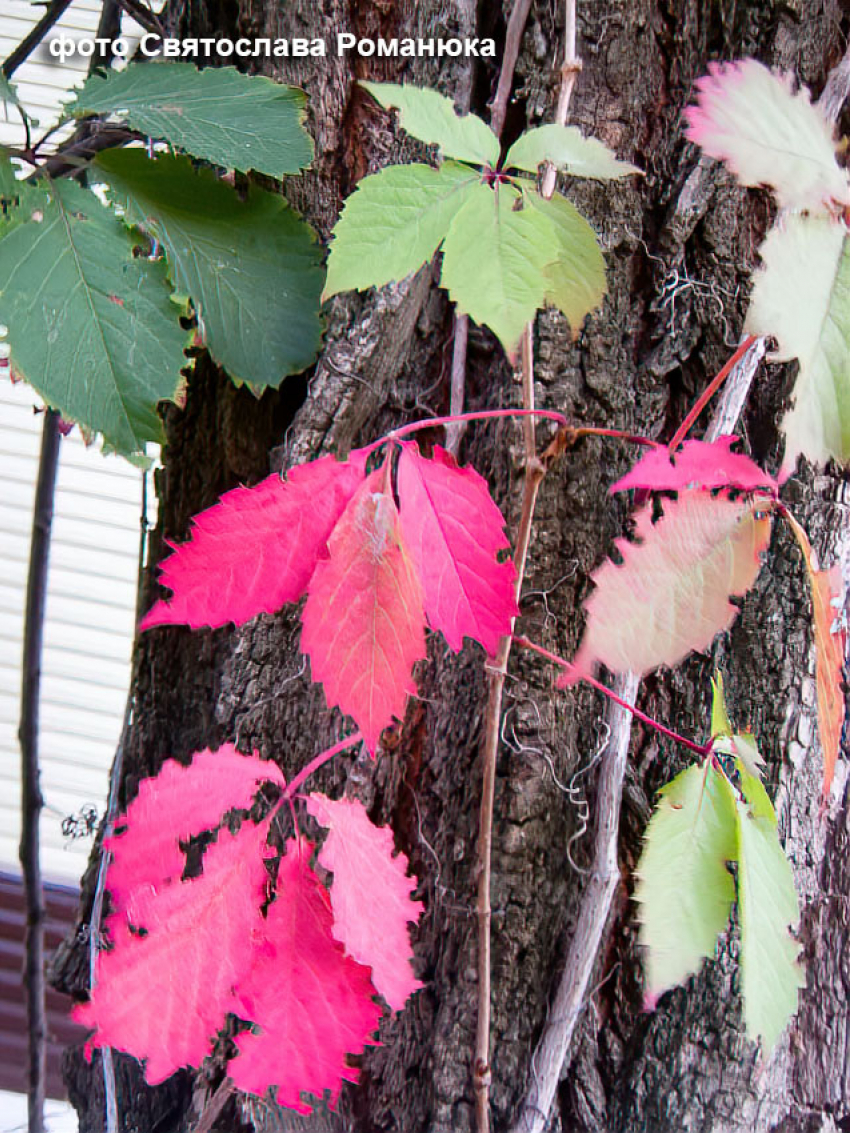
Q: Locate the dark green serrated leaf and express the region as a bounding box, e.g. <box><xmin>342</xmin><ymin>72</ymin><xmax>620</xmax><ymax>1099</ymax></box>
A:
<box><xmin>361</xmin><ymin>81</ymin><xmax>499</xmax><ymax>167</ymax></box>
<box><xmin>69</xmin><ymin>62</ymin><xmax>312</xmax><ymax>176</ymax></box>
<box><xmin>440</xmin><ymin>181</ymin><xmax>554</xmax><ymax>356</ymax></box>
<box><xmin>323</xmin><ymin>161</ymin><xmax>479</xmax><ymax>298</ymax></box>
<box><xmin>634</xmin><ymin>759</ymin><xmax>738</xmax><ymax>1001</ymax></box>
<box><xmin>504</xmin><ymin>123</ymin><xmax>640</xmax><ymax>180</ymax></box>
<box><xmin>735</xmin><ymin>770</ymin><xmax>804</xmax><ymax>1050</ymax></box>
<box><xmin>522</xmin><ymin>190</ymin><xmax>606</xmax><ymax>332</ymax></box>
<box><xmin>96</xmin><ymin>148</ymin><xmax>324</xmax><ymax>388</ymax></box>
<box><xmin>0</xmin><ymin>178</ymin><xmax>185</xmax><ymax>455</ymax></box>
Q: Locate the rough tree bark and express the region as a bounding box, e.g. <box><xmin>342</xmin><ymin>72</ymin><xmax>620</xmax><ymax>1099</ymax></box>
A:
<box><xmin>50</xmin><ymin>1</ymin><xmax>850</xmax><ymax>1131</ymax></box>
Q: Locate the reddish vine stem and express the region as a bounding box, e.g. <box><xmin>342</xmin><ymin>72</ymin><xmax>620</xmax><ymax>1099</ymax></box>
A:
<box><xmin>668</xmin><ymin>334</ymin><xmax>758</xmax><ymax>450</ymax></box>
<box><xmin>18</xmin><ymin>409</ymin><xmax>62</xmax><ymax>1133</ymax></box>
<box><xmin>513</xmin><ymin>636</ymin><xmax>711</xmax><ymax>756</ymax></box>
<box><xmin>284</xmin><ymin>732</ymin><xmax>363</xmax><ymax>799</ymax></box>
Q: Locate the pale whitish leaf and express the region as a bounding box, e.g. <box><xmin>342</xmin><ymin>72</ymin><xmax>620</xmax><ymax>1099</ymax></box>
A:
<box><xmin>97</xmin><ymin>149</ymin><xmax>324</xmax><ymax>387</ymax></box>
<box><xmin>522</xmin><ymin>190</ymin><xmax>606</xmax><ymax>331</ymax></box>
<box><xmin>736</xmin><ymin>768</ymin><xmax>804</xmax><ymax>1051</ymax></box>
<box><xmin>745</xmin><ymin>215</ymin><xmax>850</xmax><ymax>475</ymax></box>
<box><xmin>504</xmin><ymin>123</ymin><xmax>640</xmax><ymax>180</ymax></box>
<box><xmin>0</xmin><ymin>177</ymin><xmax>184</xmax><ymax>455</ymax></box>
<box><xmin>684</xmin><ymin>59</ymin><xmax>849</xmax><ymax>212</ymax></box>
<box><xmin>440</xmin><ymin>181</ymin><xmax>553</xmax><ymax>357</ymax></box>
<box><xmin>361</xmin><ymin>81</ymin><xmax>499</xmax><ymax>167</ymax></box>
<box><xmin>69</xmin><ymin>62</ymin><xmax>312</xmax><ymax>176</ymax></box>
<box><xmin>323</xmin><ymin>162</ymin><xmax>479</xmax><ymax>298</ymax></box>
<box><xmin>635</xmin><ymin>760</ymin><xmax>737</xmax><ymax>1000</ymax></box>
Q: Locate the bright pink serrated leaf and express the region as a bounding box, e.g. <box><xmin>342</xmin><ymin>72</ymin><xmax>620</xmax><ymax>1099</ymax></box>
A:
<box><xmin>74</xmin><ymin>820</ymin><xmax>271</xmax><ymax>1083</ymax></box>
<box><xmin>610</xmin><ymin>436</ymin><xmax>776</xmax><ymax>495</ymax></box>
<box><xmin>565</xmin><ymin>491</ymin><xmax>772</xmax><ymax>681</ymax></box>
<box><xmin>230</xmin><ymin>844</ymin><xmax>383</xmax><ymax>1112</ymax></box>
<box><xmin>396</xmin><ymin>442</ymin><xmax>518</xmax><ymax>655</ymax></box>
<box><xmin>105</xmin><ymin>745</ymin><xmax>284</xmax><ymax>917</ymax></box>
<box><xmin>301</xmin><ymin>470</ymin><xmax>426</xmax><ymax>753</ymax></box>
<box><xmin>305</xmin><ymin>794</ymin><xmax>423</xmax><ymax>1011</ymax></box>
<box><xmin>140</xmin><ymin>451</ymin><xmax>367</xmax><ymax>630</ymax></box>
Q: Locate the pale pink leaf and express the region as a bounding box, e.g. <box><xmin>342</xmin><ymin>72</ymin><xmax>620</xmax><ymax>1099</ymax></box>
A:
<box><xmin>104</xmin><ymin>745</ymin><xmax>284</xmax><ymax>918</ymax></box>
<box><xmin>141</xmin><ymin>451</ymin><xmax>367</xmax><ymax>630</ymax></box>
<box><xmin>305</xmin><ymin>794</ymin><xmax>423</xmax><ymax>1010</ymax></box>
<box><xmin>684</xmin><ymin>59</ymin><xmax>849</xmax><ymax>212</ymax></box>
<box><xmin>566</xmin><ymin>491</ymin><xmax>772</xmax><ymax>680</ymax></box>
<box><xmin>301</xmin><ymin>470</ymin><xmax>426</xmax><ymax>753</ymax></box>
<box><xmin>230</xmin><ymin>845</ymin><xmax>383</xmax><ymax>1111</ymax></box>
<box><xmin>73</xmin><ymin>820</ymin><xmax>271</xmax><ymax>1083</ymax></box>
<box><xmin>396</xmin><ymin>442</ymin><xmax>518</xmax><ymax>655</ymax></box>
<box><xmin>610</xmin><ymin>437</ymin><xmax>776</xmax><ymax>495</ymax></box>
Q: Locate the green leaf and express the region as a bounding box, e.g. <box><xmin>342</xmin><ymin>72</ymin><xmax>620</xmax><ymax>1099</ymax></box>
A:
<box><xmin>360</xmin><ymin>81</ymin><xmax>499</xmax><ymax>167</ymax></box>
<box><xmin>735</xmin><ymin>772</ymin><xmax>804</xmax><ymax>1050</ymax></box>
<box><xmin>323</xmin><ymin>161</ymin><xmax>479</xmax><ymax>298</ymax></box>
<box><xmin>522</xmin><ymin>190</ymin><xmax>606</xmax><ymax>331</ymax></box>
<box><xmin>710</xmin><ymin>672</ymin><xmax>733</xmax><ymax>738</ymax></box>
<box><xmin>96</xmin><ymin>149</ymin><xmax>324</xmax><ymax>388</ymax></box>
<box><xmin>504</xmin><ymin>124</ymin><xmax>640</xmax><ymax>180</ymax></box>
<box><xmin>0</xmin><ymin>73</ymin><xmax>22</xmax><ymax>111</ymax></box>
<box><xmin>745</xmin><ymin>214</ymin><xmax>850</xmax><ymax>475</ymax></box>
<box><xmin>634</xmin><ymin>760</ymin><xmax>738</xmax><ymax>1001</ymax></box>
<box><xmin>69</xmin><ymin>62</ymin><xmax>312</xmax><ymax>176</ymax></box>
<box><xmin>0</xmin><ymin>178</ymin><xmax>184</xmax><ymax>455</ymax></box>
<box><xmin>441</xmin><ymin>181</ymin><xmax>558</xmax><ymax>356</ymax></box>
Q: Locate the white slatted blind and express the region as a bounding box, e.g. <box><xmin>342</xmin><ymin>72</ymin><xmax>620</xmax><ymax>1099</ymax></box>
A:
<box><xmin>0</xmin><ymin>374</ymin><xmax>145</xmax><ymax>884</ymax></box>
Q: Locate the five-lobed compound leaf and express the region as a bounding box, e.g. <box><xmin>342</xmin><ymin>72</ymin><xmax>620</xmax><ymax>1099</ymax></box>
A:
<box><xmin>305</xmin><ymin>794</ymin><xmax>423</xmax><ymax>1011</ymax></box>
<box><xmin>735</xmin><ymin>768</ymin><xmax>804</xmax><ymax>1050</ymax></box>
<box><xmin>611</xmin><ymin>436</ymin><xmax>777</xmax><ymax>495</ymax></box>
<box><xmin>75</xmin><ymin>818</ymin><xmax>273</xmax><ymax>1084</ymax></box>
<box><xmin>301</xmin><ymin>470</ymin><xmax>427</xmax><ymax>753</ymax></box>
<box><xmin>684</xmin><ymin>59</ymin><xmax>849</xmax><ymax>212</ymax></box>
<box><xmin>440</xmin><ymin>180</ymin><xmax>554</xmax><ymax>357</ymax></box>
<box><xmin>104</xmin><ymin>746</ymin><xmax>284</xmax><ymax>916</ymax></box>
<box><xmin>504</xmin><ymin>123</ymin><xmax>640</xmax><ymax>180</ymax></box>
<box><xmin>566</xmin><ymin>491</ymin><xmax>772</xmax><ymax>681</ymax></box>
<box><xmin>141</xmin><ymin>450</ymin><xmax>367</xmax><ymax>630</ymax></box>
<box><xmin>229</xmin><ymin>845</ymin><xmax>383</xmax><ymax>1111</ymax></box>
<box><xmin>96</xmin><ymin>149</ymin><xmax>324</xmax><ymax>389</ymax></box>
<box><xmin>744</xmin><ymin>214</ymin><xmax>850</xmax><ymax>475</ymax></box>
<box><xmin>396</xmin><ymin>442</ymin><xmax>517</xmax><ymax>654</ymax></box>
<box><xmin>323</xmin><ymin>161</ymin><xmax>479</xmax><ymax>298</ymax></box>
<box><xmin>361</xmin><ymin>81</ymin><xmax>499</xmax><ymax>167</ymax></box>
<box><xmin>783</xmin><ymin>511</ymin><xmax>848</xmax><ymax>796</ymax></box>
<box><xmin>635</xmin><ymin>759</ymin><xmax>738</xmax><ymax>1002</ymax></box>
<box><xmin>69</xmin><ymin>61</ymin><xmax>312</xmax><ymax>176</ymax></box>
<box><xmin>0</xmin><ymin>176</ymin><xmax>185</xmax><ymax>456</ymax></box>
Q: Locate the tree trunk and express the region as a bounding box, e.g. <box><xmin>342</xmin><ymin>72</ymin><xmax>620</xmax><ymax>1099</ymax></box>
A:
<box><xmin>51</xmin><ymin>1</ymin><xmax>850</xmax><ymax>1131</ymax></box>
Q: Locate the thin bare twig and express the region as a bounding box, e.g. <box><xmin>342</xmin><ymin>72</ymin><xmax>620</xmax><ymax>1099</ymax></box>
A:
<box><xmin>19</xmin><ymin>410</ymin><xmax>62</xmax><ymax>1133</ymax></box>
<box><xmin>192</xmin><ymin>1078</ymin><xmax>235</xmax><ymax>1133</ymax></box>
<box><xmin>2</xmin><ymin>0</ymin><xmax>74</xmax><ymax>80</ymax></box>
<box><xmin>445</xmin><ymin>312</ymin><xmax>470</xmax><ymax>456</ymax></box>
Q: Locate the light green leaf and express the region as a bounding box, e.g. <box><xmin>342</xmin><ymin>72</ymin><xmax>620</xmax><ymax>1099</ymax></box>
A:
<box><xmin>441</xmin><ymin>181</ymin><xmax>553</xmax><ymax>357</ymax></box>
<box><xmin>0</xmin><ymin>178</ymin><xmax>185</xmax><ymax>455</ymax></box>
<box><xmin>710</xmin><ymin>671</ymin><xmax>733</xmax><ymax>738</ymax></box>
<box><xmin>732</xmin><ymin>732</ymin><xmax>765</xmax><ymax>780</ymax></box>
<box><xmin>634</xmin><ymin>760</ymin><xmax>738</xmax><ymax>1000</ymax></box>
<box><xmin>96</xmin><ymin>149</ymin><xmax>324</xmax><ymax>388</ymax></box>
<box><xmin>745</xmin><ymin>214</ymin><xmax>850</xmax><ymax>475</ymax></box>
<box><xmin>736</xmin><ymin>774</ymin><xmax>804</xmax><ymax>1050</ymax></box>
<box><xmin>323</xmin><ymin>161</ymin><xmax>479</xmax><ymax>298</ymax></box>
<box><xmin>69</xmin><ymin>62</ymin><xmax>312</xmax><ymax>176</ymax></box>
<box><xmin>504</xmin><ymin>124</ymin><xmax>640</xmax><ymax>180</ymax></box>
<box><xmin>0</xmin><ymin>73</ymin><xmax>21</xmax><ymax>111</ymax></box>
<box><xmin>360</xmin><ymin>81</ymin><xmax>499</xmax><ymax>167</ymax></box>
<box><xmin>522</xmin><ymin>190</ymin><xmax>606</xmax><ymax>331</ymax></box>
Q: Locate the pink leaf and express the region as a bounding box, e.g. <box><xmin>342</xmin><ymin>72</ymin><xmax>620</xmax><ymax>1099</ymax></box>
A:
<box><xmin>610</xmin><ymin>437</ymin><xmax>776</xmax><ymax>495</ymax></box>
<box><xmin>141</xmin><ymin>451</ymin><xmax>367</xmax><ymax>630</ymax></box>
<box><xmin>301</xmin><ymin>470</ymin><xmax>426</xmax><ymax>753</ymax></box>
<box><xmin>104</xmin><ymin>746</ymin><xmax>284</xmax><ymax>918</ymax></box>
<box><xmin>566</xmin><ymin>491</ymin><xmax>772</xmax><ymax>680</ymax></box>
<box><xmin>230</xmin><ymin>845</ymin><xmax>383</xmax><ymax>1111</ymax></box>
<box><xmin>305</xmin><ymin>794</ymin><xmax>423</xmax><ymax>1010</ymax></box>
<box><xmin>396</xmin><ymin>442</ymin><xmax>518</xmax><ymax>654</ymax></box>
<box><xmin>74</xmin><ymin>820</ymin><xmax>271</xmax><ymax>1083</ymax></box>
